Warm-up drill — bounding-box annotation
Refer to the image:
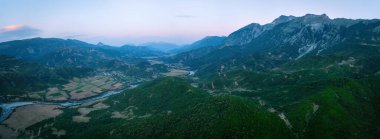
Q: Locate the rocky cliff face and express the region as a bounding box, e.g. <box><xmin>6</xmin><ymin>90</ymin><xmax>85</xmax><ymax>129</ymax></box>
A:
<box><xmin>224</xmin><ymin>15</ymin><xmax>296</xmax><ymax>46</ymax></box>
<box><xmin>171</xmin><ymin>14</ymin><xmax>380</xmax><ymax>75</ymax></box>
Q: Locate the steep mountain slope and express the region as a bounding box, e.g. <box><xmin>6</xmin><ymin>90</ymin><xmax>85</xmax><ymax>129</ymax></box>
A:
<box><xmin>170</xmin><ymin>14</ymin><xmax>380</xmax><ymax>77</ymax></box>
<box><xmin>224</xmin><ymin>15</ymin><xmax>296</xmax><ymax>46</ymax></box>
<box><xmin>198</xmin><ymin>41</ymin><xmax>380</xmax><ymax>138</ymax></box>
<box><xmin>206</xmin><ymin>69</ymin><xmax>380</xmax><ymax>138</ymax></box>
<box><xmin>163</xmin><ymin>14</ymin><xmax>380</xmax><ymax>138</ymax></box>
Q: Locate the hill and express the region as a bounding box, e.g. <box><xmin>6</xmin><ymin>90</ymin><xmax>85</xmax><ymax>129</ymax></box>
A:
<box><xmin>24</xmin><ymin>78</ymin><xmax>294</xmax><ymax>138</ymax></box>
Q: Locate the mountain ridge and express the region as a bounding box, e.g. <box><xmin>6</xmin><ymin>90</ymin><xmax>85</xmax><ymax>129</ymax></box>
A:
<box><xmin>169</xmin><ymin>14</ymin><xmax>380</xmax><ymax>76</ymax></box>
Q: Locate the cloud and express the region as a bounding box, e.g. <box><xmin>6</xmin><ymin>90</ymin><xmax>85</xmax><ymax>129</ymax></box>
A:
<box><xmin>175</xmin><ymin>15</ymin><xmax>196</xmax><ymax>18</ymax></box>
<box><xmin>0</xmin><ymin>24</ymin><xmax>41</xmax><ymax>42</ymax></box>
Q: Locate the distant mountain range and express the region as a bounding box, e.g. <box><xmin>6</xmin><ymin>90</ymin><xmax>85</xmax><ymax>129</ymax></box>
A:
<box><xmin>0</xmin><ymin>38</ymin><xmax>163</xmax><ymax>68</ymax></box>
<box><xmin>139</xmin><ymin>42</ymin><xmax>181</xmax><ymax>52</ymax></box>
<box><xmin>169</xmin><ymin>36</ymin><xmax>227</xmax><ymax>53</ymax></box>
<box><xmin>137</xmin><ymin>36</ymin><xmax>227</xmax><ymax>53</ymax></box>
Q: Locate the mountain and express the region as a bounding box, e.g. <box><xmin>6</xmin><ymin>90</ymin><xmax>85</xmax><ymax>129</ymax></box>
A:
<box><xmin>0</xmin><ymin>38</ymin><xmax>163</xmax><ymax>68</ymax></box>
<box><xmin>163</xmin><ymin>14</ymin><xmax>380</xmax><ymax>138</ymax></box>
<box><xmin>170</xmin><ymin>14</ymin><xmax>380</xmax><ymax>76</ymax></box>
<box><xmin>169</xmin><ymin>36</ymin><xmax>227</xmax><ymax>53</ymax></box>
<box><xmin>0</xmin><ymin>55</ymin><xmax>92</xmax><ymax>101</ymax></box>
<box><xmin>0</xmin><ymin>38</ymin><xmax>168</xmax><ymax>102</ymax></box>
<box><xmin>2</xmin><ymin>14</ymin><xmax>380</xmax><ymax>139</ymax></box>
<box><xmin>224</xmin><ymin>15</ymin><xmax>296</xmax><ymax>46</ymax></box>
<box><xmin>119</xmin><ymin>45</ymin><xmax>165</xmax><ymax>57</ymax></box>
<box><xmin>140</xmin><ymin>42</ymin><xmax>181</xmax><ymax>52</ymax></box>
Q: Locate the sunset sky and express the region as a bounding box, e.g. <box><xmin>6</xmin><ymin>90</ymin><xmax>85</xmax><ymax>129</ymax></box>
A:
<box><xmin>1</xmin><ymin>0</ymin><xmax>379</xmax><ymax>45</ymax></box>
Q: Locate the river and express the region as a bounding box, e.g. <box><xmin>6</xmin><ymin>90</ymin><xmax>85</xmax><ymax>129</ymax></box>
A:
<box><xmin>0</xmin><ymin>84</ymin><xmax>139</xmax><ymax>123</ymax></box>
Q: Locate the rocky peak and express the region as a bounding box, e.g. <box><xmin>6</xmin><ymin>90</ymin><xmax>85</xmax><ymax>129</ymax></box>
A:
<box><xmin>241</xmin><ymin>23</ymin><xmax>262</xmax><ymax>29</ymax></box>
<box><xmin>97</xmin><ymin>42</ymin><xmax>105</xmax><ymax>46</ymax></box>
<box><xmin>224</xmin><ymin>15</ymin><xmax>300</xmax><ymax>46</ymax></box>
<box><xmin>272</xmin><ymin>15</ymin><xmax>296</xmax><ymax>25</ymax></box>
<box><xmin>298</xmin><ymin>14</ymin><xmax>331</xmax><ymax>24</ymax></box>
<box><xmin>224</xmin><ymin>23</ymin><xmax>264</xmax><ymax>46</ymax></box>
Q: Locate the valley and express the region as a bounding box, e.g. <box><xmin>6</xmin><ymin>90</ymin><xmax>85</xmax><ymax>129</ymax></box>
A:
<box><xmin>0</xmin><ymin>14</ymin><xmax>380</xmax><ymax>138</ymax></box>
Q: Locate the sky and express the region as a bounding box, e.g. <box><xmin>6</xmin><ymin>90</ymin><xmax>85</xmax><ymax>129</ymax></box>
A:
<box><xmin>0</xmin><ymin>0</ymin><xmax>379</xmax><ymax>46</ymax></box>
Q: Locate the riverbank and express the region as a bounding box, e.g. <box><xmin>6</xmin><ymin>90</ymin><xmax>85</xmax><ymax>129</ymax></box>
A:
<box><xmin>0</xmin><ymin>84</ymin><xmax>139</xmax><ymax>124</ymax></box>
